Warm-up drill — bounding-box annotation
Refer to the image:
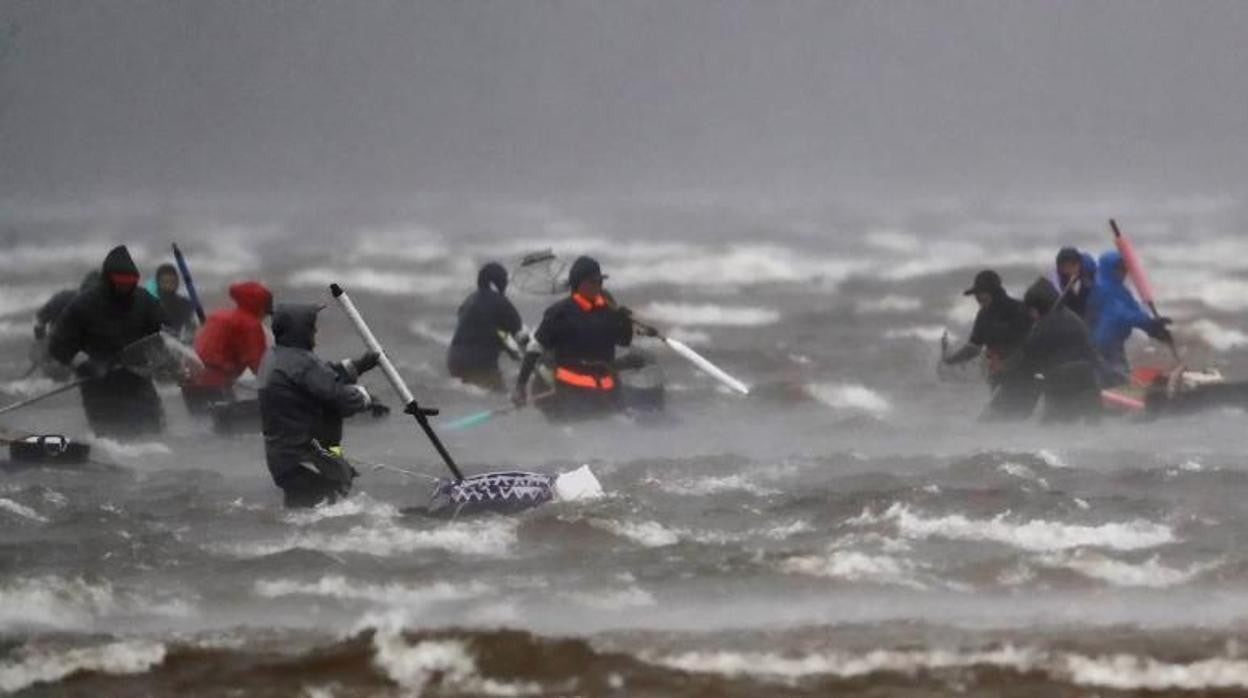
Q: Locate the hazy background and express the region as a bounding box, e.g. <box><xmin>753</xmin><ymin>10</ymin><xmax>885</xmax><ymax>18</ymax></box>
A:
<box><xmin>3</xmin><ymin>0</ymin><xmax>1248</xmax><ymax>211</ymax></box>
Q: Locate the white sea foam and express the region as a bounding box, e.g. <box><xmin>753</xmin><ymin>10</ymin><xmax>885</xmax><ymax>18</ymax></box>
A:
<box><xmin>372</xmin><ymin>631</ymin><xmax>542</xmax><ymax>696</ymax></box>
<box><xmin>255</xmin><ymin>576</ymin><xmax>489</xmax><ymax>607</ymax></box>
<box><xmin>0</xmin><ymin>285</ymin><xmax>62</xmax><ymax>318</ymax></box>
<box><xmin>288</xmin><ymin>267</ymin><xmax>460</xmax><ymax>296</ymax></box>
<box><xmin>0</xmin><ymin>320</ymin><xmax>30</xmax><ymax>339</ymax></box>
<box><xmin>214</xmin><ymin>518</ymin><xmax>518</xmax><ymax>559</ymax></box>
<box><xmin>0</xmin><ymin>640</ymin><xmax>166</xmax><ymax>694</ymax></box>
<box><xmin>780</xmin><ymin>551</ymin><xmax>924</xmax><ymax>588</ymax></box>
<box><xmin>591</xmin><ymin>519</ymin><xmax>682</xmax><ymax>548</ymax></box>
<box><xmin>1035</xmin><ymin>449</ymin><xmax>1067</xmax><ymax>468</ymax></box>
<box><xmin>0</xmin><ymin>498</ymin><xmax>49</xmax><ymax>523</ymax></box>
<box><xmin>883</xmin><ymin>325</ymin><xmax>947</xmax><ymax>342</ymax></box>
<box><xmin>655</xmin><ymin>646</ymin><xmax>1248</xmax><ymax>691</ymax></box>
<box><xmin>91</xmin><ymin>438</ymin><xmax>172</xmax><ymax>458</ymax></box>
<box><xmin>607</xmin><ymin>244</ymin><xmax>866</xmax><ymax>289</ymax></box>
<box><xmin>283</xmin><ymin>494</ymin><xmax>400</xmax><ymax>525</ymax></box>
<box><xmin>808</xmin><ymin>384</ymin><xmax>892</xmax><ymax>417</ymax></box>
<box><xmin>1039</xmin><ymin>552</ymin><xmax>1211</xmax><ymax>588</ymax></box>
<box><xmin>856</xmin><ymin>503</ymin><xmax>1175</xmax><ymax>552</ymax></box>
<box><xmin>855</xmin><ymin>296</ymin><xmax>923</xmax><ymax>315</ymax></box>
<box><xmin>0</xmin><ymin>577</ymin><xmax>118</xmax><ymax>632</ymax></box>
<box><xmin>998</xmin><ymin>463</ymin><xmax>1050</xmax><ymax>490</ymax></box>
<box><xmin>663</xmin><ymin>327</ymin><xmax>712</xmax><ymax>346</ymax></box>
<box><xmin>661</xmin><ymin>474</ymin><xmax>779</xmax><ymax>497</ymax></box>
<box><xmin>1187</xmin><ymin>319</ymin><xmax>1248</xmax><ymax>351</ymax></box>
<box><xmin>638</xmin><ymin>302</ymin><xmax>780</xmax><ymax>327</ymax></box>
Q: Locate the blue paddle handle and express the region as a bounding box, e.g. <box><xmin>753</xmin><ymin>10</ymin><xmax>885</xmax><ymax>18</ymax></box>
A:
<box><xmin>172</xmin><ymin>244</ymin><xmax>206</xmax><ymax>324</ymax></box>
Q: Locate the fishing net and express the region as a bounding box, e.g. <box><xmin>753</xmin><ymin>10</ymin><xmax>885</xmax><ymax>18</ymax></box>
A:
<box><xmin>509</xmin><ymin>249</ymin><xmax>570</xmax><ymax>296</ymax></box>
<box><xmin>428</xmin><ymin>470</ymin><xmax>556</xmax><ymax>517</ymax></box>
<box><xmin>119</xmin><ymin>332</ymin><xmax>203</xmax><ymax>382</ymax></box>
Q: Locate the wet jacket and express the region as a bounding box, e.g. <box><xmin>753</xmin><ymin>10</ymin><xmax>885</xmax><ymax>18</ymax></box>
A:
<box><xmin>154</xmin><ymin>290</ymin><xmax>197</xmax><ymax>337</ymax></box>
<box><xmin>193</xmin><ymin>281</ymin><xmax>272</xmax><ymax>388</ymax></box>
<box><xmin>968</xmin><ymin>288</ymin><xmax>1032</xmax><ymax>374</ymax></box>
<box><xmin>258</xmin><ymin>304</ymin><xmax>369</xmax><ymax>482</ymax></box>
<box><xmin>1010</xmin><ymin>279</ymin><xmax>1100</xmax><ymax>388</ymax></box>
<box><xmin>534</xmin><ymin>292</ymin><xmax>633</xmax><ymax>386</ymax></box>
<box><xmin>1051</xmin><ymin>253</ymin><xmax>1097</xmax><ymax>320</ymax></box>
<box><xmin>1088</xmin><ymin>250</ymin><xmax>1158</xmax><ymax>373</ymax></box>
<box><xmin>447</xmin><ymin>276</ymin><xmax>523</xmax><ymax>374</ymax></box>
<box><xmin>47</xmin><ymin>247</ymin><xmax>166</xmax><ymax>436</ymax></box>
<box><xmin>49</xmin><ymin>247</ymin><xmax>165</xmax><ymax>366</ymax></box>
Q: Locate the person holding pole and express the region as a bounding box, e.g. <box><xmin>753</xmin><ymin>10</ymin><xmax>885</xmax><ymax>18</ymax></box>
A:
<box><xmin>512</xmin><ymin>256</ymin><xmax>643</xmax><ymax>421</ymax></box>
<box><xmin>1088</xmin><ymin>250</ymin><xmax>1172</xmax><ymax>387</ymax></box>
<box><xmin>257</xmin><ymin>302</ymin><xmax>382</xmax><ymax>508</ymax></box>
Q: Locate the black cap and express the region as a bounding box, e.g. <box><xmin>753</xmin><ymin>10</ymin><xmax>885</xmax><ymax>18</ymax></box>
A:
<box><xmin>963</xmin><ymin>269</ymin><xmax>1003</xmax><ymax>296</ymax></box>
<box><xmin>1056</xmin><ymin>247</ymin><xmax>1081</xmax><ymax>266</ymax></box>
<box><xmin>568</xmin><ymin>255</ymin><xmax>607</xmax><ymax>289</ymax></box>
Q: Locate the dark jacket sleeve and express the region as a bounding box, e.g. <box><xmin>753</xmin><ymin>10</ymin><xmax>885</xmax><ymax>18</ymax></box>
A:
<box><xmin>48</xmin><ymin>300</ymin><xmax>85</xmax><ymax>364</ymax></box>
<box><xmin>496</xmin><ymin>296</ymin><xmax>523</xmax><ymax>335</ymax></box>
<box><xmin>300</xmin><ymin>360</ymin><xmax>369</xmax><ymax>416</ymax></box>
<box><xmin>616</xmin><ymin>309</ymin><xmax>634</xmax><ymax>348</ymax></box>
<box><xmin>534</xmin><ymin>304</ymin><xmax>562</xmax><ymax>349</ymax></box>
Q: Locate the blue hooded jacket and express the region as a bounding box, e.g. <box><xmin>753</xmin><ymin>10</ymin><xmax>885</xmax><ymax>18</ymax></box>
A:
<box><xmin>1088</xmin><ymin>250</ymin><xmax>1153</xmax><ymax>369</ymax></box>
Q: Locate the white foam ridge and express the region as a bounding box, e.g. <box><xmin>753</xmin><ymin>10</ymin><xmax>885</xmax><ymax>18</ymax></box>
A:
<box><xmin>780</xmin><ymin>551</ymin><xmax>925</xmax><ymax>589</ymax></box>
<box><xmin>855</xmin><ymin>503</ymin><xmax>1175</xmax><ymax>552</ymax></box>
<box><xmin>372</xmin><ymin>631</ymin><xmax>542</xmax><ymax>696</ymax></box>
<box><xmin>408</xmin><ymin>320</ymin><xmax>455</xmax><ymax>347</ymax></box>
<box><xmin>661</xmin><ymin>474</ymin><xmax>779</xmax><ymax>497</ymax></box>
<box><xmin>212</xmin><ymin>518</ymin><xmax>518</xmax><ymax>559</ymax></box>
<box><xmin>591</xmin><ymin>519</ymin><xmax>683</xmax><ymax>548</ymax></box>
<box><xmin>663</xmin><ymin>327</ymin><xmax>712</xmax><ymax>346</ymax></box>
<box><xmin>0</xmin><ymin>498</ymin><xmax>49</xmax><ymax>523</ymax></box>
<box><xmin>1038</xmin><ymin>551</ymin><xmax>1214</xmax><ymax>588</ymax></box>
<box><xmin>90</xmin><ymin>438</ymin><xmax>172</xmax><ymax>458</ymax></box>
<box><xmin>855</xmin><ymin>296</ymin><xmax>923</xmax><ymax>315</ymax></box>
<box><xmin>638</xmin><ymin>302</ymin><xmax>781</xmax><ymax>327</ymax></box>
<box><xmin>1187</xmin><ymin>319</ymin><xmax>1248</xmax><ymax>351</ymax></box>
<box><xmin>288</xmin><ymin>267</ymin><xmax>461</xmax><ymax>297</ymax></box>
<box><xmin>255</xmin><ymin>576</ymin><xmax>489</xmax><ymax>607</ymax></box>
<box><xmin>567</xmin><ymin>585</ymin><xmax>657</xmax><ymax>610</ymax></box>
<box><xmin>883</xmin><ymin>325</ymin><xmax>947</xmax><ymax>342</ymax></box>
<box><xmin>606</xmin><ymin>244</ymin><xmax>868</xmax><ymax>289</ymax></box>
<box><xmin>0</xmin><ymin>577</ymin><xmax>119</xmax><ymax>632</ymax></box>
<box><xmin>655</xmin><ymin>646</ymin><xmax>1248</xmax><ymax>691</ymax></box>
<box><xmin>808</xmin><ymin>384</ymin><xmax>892</xmax><ymax>416</ymax></box>
<box><xmin>0</xmin><ymin>640</ymin><xmax>166</xmax><ymax>694</ymax></box>
<box><xmin>283</xmin><ymin>493</ymin><xmax>400</xmax><ymax>525</ymax></box>
<box><xmin>0</xmin><ymin>285</ymin><xmax>63</xmax><ymax>319</ymax></box>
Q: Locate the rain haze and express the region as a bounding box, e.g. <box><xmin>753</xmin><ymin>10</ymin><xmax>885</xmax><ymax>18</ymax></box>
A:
<box><xmin>4</xmin><ymin>2</ymin><xmax>1248</xmax><ymax>696</ymax></box>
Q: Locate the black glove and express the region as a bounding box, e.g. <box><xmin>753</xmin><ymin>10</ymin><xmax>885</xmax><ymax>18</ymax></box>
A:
<box><xmin>74</xmin><ymin>358</ymin><xmax>112</xmax><ymax>380</ymax></box>
<box><xmin>369</xmin><ymin>402</ymin><xmax>391</xmax><ymax>418</ymax></box>
<box><xmin>354</xmin><ymin>351</ymin><xmax>381</xmax><ymax>375</ymax></box>
<box><xmin>403</xmin><ymin>401</ymin><xmax>440</xmax><ymax>418</ymax></box>
<box><xmin>635</xmin><ymin>323</ymin><xmax>659</xmax><ymax>338</ymax></box>
<box><xmin>1147</xmin><ymin>319</ymin><xmax>1173</xmax><ymax>342</ymax></box>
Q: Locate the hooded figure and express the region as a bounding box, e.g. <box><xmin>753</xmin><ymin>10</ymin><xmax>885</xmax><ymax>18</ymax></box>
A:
<box><xmin>1048</xmin><ymin>247</ymin><xmax>1095</xmax><ymax>320</ymax></box>
<box><xmin>181</xmin><ymin>281</ymin><xmax>274</xmax><ymax>413</ymax></box>
<box><xmin>48</xmin><ymin>246</ymin><xmax>166</xmax><ymax>437</ymax></box>
<box><xmin>446</xmin><ymin>262</ymin><xmax>526</xmax><ymax>392</ymax></box>
<box><xmin>1087</xmin><ymin>250</ymin><xmax>1171</xmax><ymax>386</ymax></box>
<box><xmin>990</xmin><ymin>278</ymin><xmax>1101</xmax><ymax>422</ymax></box>
<box><xmin>257</xmin><ymin>303</ymin><xmax>380</xmax><ymax>508</ymax></box>
<box><xmin>943</xmin><ymin>270</ymin><xmax>1033</xmax><ymax>384</ymax></box>
<box><xmin>151</xmin><ymin>263</ymin><xmax>198</xmax><ymax>339</ymax></box>
<box><xmin>513</xmin><ymin>256</ymin><xmax>638</xmax><ymax>420</ymax></box>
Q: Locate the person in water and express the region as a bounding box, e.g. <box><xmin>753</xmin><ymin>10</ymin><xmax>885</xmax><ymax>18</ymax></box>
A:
<box><xmin>258</xmin><ymin>303</ymin><xmax>382</xmax><ymax>508</ymax></box>
<box><xmin>1052</xmin><ymin>246</ymin><xmax>1095</xmax><ymax>320</ymax></box>
<box><xmin>992</xmin><ymin>278</ymin><xmax>1102</xmax><ymax>422</ymax></box>
<box><xmin>48</xmin><ymin>245</ymin><xmax>166</xmax><ymax>437</ymax></box>
<box><xmin>151</xmin><ymin>263</ymin><xmax>198</xmax><ymax>340</ymax></box>
<box><xmin>447</xmin><ymin>262</ymin><xmax>527</xmax><ymax>392</ymax></box>
<box><xmin>943</xmin><ymin>270</ymin><xmax>1033</xmax><ymax>385</ymax></box>
<box><xmin>1087</xmin><ymin>250</ymin><xmax>1172</xmax><ymax>387</ymax></box>
<box><xmin>512</xmin><ymin>256</ymin><xmax>644</xmax><ymax>419</ymax></box>
<box><xmin>181</xmin><ymin>281</ymin><xmax>273</xmax><ymax>413</ymax></box>
<box><xmin>32</xmin><ymin>271</ymin><xmax>100</xmax><ymax>379</ymax></box>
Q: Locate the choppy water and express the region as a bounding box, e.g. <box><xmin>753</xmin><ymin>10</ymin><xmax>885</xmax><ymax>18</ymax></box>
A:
<box><xmin>3</xmin><ymin>198</ymin><xmax>1248</xmax><ymax>695</ymax></box>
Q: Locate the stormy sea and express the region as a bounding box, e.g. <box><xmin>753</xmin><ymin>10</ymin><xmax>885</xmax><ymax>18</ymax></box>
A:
<box><xmin>3</xmin><ymin>196</ymin><xmax>1248</xmax><ymax>697</ymax></box>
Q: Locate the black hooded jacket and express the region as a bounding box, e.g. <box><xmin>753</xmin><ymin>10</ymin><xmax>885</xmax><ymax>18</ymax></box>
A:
<box><xmin>447</xmin><ymin>263</ymin><xmax>524</xmax><ymax>372</ymax></box>
<box><xmin>258</xmin><ymin>304</ymin><xmax>369</xmax><ymax>481</ymax></box>
<box><xmin>49</xmin><ymin>246</ymin><xmax>164</xmax><ymax>365</ymax></box>
<box><xmin>968</xmin><ymin>288</ymin><xmax>1033</xmax><ymax>359</ymax></box>
<box><xmin>1003</xmin><ymin>279</ymin><xmax>1100</xmax><ymax>393</ymax></box>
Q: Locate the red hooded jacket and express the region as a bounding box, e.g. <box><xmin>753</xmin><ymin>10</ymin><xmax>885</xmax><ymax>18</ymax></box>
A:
<box><xmin>192</xmin><ymin>281</ymin><xmax>272</xmax><ymax>388</ymax></box>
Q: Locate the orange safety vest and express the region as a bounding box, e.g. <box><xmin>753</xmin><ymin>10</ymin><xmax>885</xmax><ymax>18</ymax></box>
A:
<box><xmin>554</xmin><ymin>366</ymin><xmax>616</xmax><ymax>390</ymax></box>
<box><xmin>554</xmin><ymin>292</ymin><xmax>615</xmax><ymax>390</ymax></box>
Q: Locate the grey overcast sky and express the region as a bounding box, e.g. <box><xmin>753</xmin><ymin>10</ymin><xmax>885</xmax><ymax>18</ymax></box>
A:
<box><xmin>2</xmin><ymin>0</ymin><xmax>1247</xmax><ymax>203</ymax></box>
